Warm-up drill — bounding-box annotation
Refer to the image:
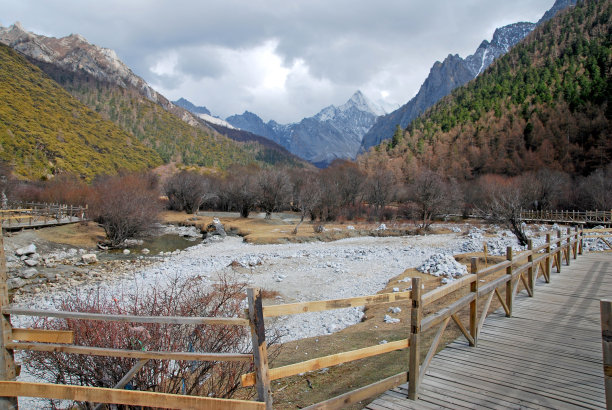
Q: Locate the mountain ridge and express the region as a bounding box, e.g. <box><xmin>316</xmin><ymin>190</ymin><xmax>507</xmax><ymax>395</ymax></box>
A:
<box><xmin>226</xmin><ymin>90</ymin><xmax>385</xmax><ymax>166</ymax></box>
<box><xmin>359</xmin><ymin>0</ymin><xmax>577</xmax><ymax>152</ymax></box>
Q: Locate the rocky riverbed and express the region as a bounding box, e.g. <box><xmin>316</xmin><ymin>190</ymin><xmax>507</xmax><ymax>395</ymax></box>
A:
<box><xmin>5</xmin><ymin>221</ymin><xmax>566</xmax><ymax>342</ymax></box>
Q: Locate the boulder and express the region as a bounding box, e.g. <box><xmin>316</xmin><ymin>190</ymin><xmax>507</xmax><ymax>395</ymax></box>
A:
<box><xmin>205</xmin><ymin>220</ymin><xmax>226</xmax><ymax>239</ymax></box>
<box><xmin>23</xmin><ymin>259</ymin><xmax>39</xmax><ymax>267</ymax></box>
<box><xmin>81</xmin><ymin>254</ymin><xmax>98</xmax><ymax>264</ymax></box>
<box><xmin>15</xmin><ymin>244</ymin><xmax>36</xmax><ymax>256</ymax></box>
<box><xmin>7</xmin><ymin>278</ymin><xmax>27</xmax><ymax>290</ymax></box>
<box><xmin>20</xmin><ymin>268</ymin><xmax>39</xmax><ymax>279</ymax></box>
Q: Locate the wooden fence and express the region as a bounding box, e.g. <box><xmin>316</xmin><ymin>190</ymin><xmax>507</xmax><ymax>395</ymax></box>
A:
<box><xmin>521</xmin><ymin>209</ymin><xmax>612</xmax><ymax>226</ymax></box>
<box><xmin>0</xmin><ymin>227</ymin><xmax>609</xmax><ymax>408</ymax></box>
<box><xmin>0</xmin><ymin>202</ymin><xmax>87</xmax><ymax>229</ymax></box>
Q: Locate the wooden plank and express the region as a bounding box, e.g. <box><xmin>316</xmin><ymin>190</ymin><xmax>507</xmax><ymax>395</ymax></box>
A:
<box><xmin>241</xmin><ymin>338</ymin><xmax>409</xmax><ymax>387</ymax></box>
<box><xmin>421</xmin><ymin>293</ymin><xmax>475</xmax><ymax>333</ymax></box>
<box><xmin>11</xmin><ymin>328</ymin><xmax>73</xmax><ymax>344</ymax></box>
<box><xmin>0</xmin><ymin>233</ymin><xmax>17</xmax><ymax>410</ymax></box>
<box><xmin>421</xmin><ymin>275</ymin><xmax>475</xmax><ymax>307</ymax></box>
<box><xmin>408</xmin><ymin>277</ymin><xmax>422</xmax><ymax>400</ymax></box>
<box><xmin>6</xmin><ymin>342</ymin><xmax>252</xmax><ymax>362</ymax></box>
<box><xmin>477</xmin><ymin>260</ymin><xmax>511</xmax><ymax>277</ymax></box>
<box><xmin>419</xmin><ymin>317</ymin><xmax>450</xmax><ymax>384</ymax></box>
<box><xmin>247</xmin><ymin>288</ymin><xmax>272</xmax><ymax>409</ymax></box>
<box><xmin>92</xmin><ymin>359</ymin><xmax>149</xmax><ymax>410</ymax></box>
<box><xmin>476</xmin><ymin>290</ymin><xmax>495</xmax><ymax>337</ymax></box>
<box><xmin>430</xmin><ymin>352</ymin><xmax>604</xmax><ymax>406</ymax></box>
<box><xmin>494</xmin><ymin>288</ymin><xmax>510</xmax><ymax>316</ymax></box>
<box><xmin>263</xmin><ymin>290</ymin><xmax>412</xmax><ymax>317</ymax></box>
<box><xmin>0</xmin><ymin>381</ymin><xmax>264</xmax><ymax>409</ymax></box>
<box><xmin>477</xmin><ymin>274</ymin><xmax>510</xmax><ymax>297</ymax></box>
<box><xmin>451</xmin><ymin>314</ymin><xmax>474</xmax><ymax>346</ymax></box>
<box><xmin>3</xmin><ymin>307</ymin><xmax>249</xmax><ymax>327</ymax></box>
<box><xmin>306</xmin><ymin>372</ymin><xmax>408</xmax><ymax>410</ymax></box>
<box><xmin>601</xmin><ymin>299</ymin><xmax>612</xmax><ymax>410</ymax></box>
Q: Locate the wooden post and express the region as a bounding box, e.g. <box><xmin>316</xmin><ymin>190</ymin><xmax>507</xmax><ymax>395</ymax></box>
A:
<box><xmin>579</xmin><ymin>229</ymin><xmax>584</xmax><ymax>255</ymax></box>
<box><xmin>469</xmin><ymin>258</ymin><xmax>478</xmax><ymax>345</ymax></box>
<box><xmin>527</xmin><ymin>240</ymin><xmax>534</xmax><ymax>296</ymax></box>
<box><xmin>483</xmin><ymin>243</ymin><xmax>488</xmax><ymax>267</ymax></box>
<box><xmin>566</xmin><ymin>228</ymin><xmax>571</xmax><ymax>266</ymax></box>
<box><xmin>0</xmin><ymin>234</ymin><xmax>17</xmax><ymax>410</ymax></box>
<box><xmin>247</xmin><ymin>288</ymin><xmax>272</xmax><ymax>409</ymax></box>
<box><xmin>556</xmin><ymin>230</ymin><xmax>562</xmax><ymax>272</ymax></box>
<box><xmin>601</xmin><ymin>300</ymin><xmax>612</xmax><ymax>410</ymax></box>
<box><xmin>408</xmin><ymin>277</ymin><xmax>422</xmax><ymax>400</ymax></box>
<box><xmin>505</xmin><ymin>247</ymin><xmax>513</xmax><ymax>317</ymax></box>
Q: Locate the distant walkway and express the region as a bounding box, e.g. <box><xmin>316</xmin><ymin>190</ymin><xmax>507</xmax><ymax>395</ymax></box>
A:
<box><xmin>368</xmin><ymin>252</ymin><xmax>610</xmax><ymax>409</ymax></box>
<box><xmin>1</xmin><ymin>203</ymin><xmax>87</xmax><ymax>230</ymax></box>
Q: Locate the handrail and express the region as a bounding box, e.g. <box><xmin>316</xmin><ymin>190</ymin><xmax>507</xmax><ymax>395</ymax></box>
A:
<box><xmin>0</xmin><ymin>225</ymin><xmax>595</xmax><ymax>408</ymax></box>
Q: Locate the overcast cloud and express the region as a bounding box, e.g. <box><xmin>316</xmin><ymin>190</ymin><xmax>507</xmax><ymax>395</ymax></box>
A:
<box><xmin>1</xmin><ymin>0</ymin><xmax>554</xmax><ymax>123</ymax></box>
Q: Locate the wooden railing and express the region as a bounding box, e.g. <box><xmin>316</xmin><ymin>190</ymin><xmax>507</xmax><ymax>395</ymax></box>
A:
<box><xmin>521</xmin><ymin>209</ymin><xmax>612</xmax><ymax>226</ymax></box>
<box><xmin>243</xmin><ymin>226</ymin><xmax>592</xmax><ymax>408</ymax></box>
<box><xmin>0</xmin><ymin>227</ymin><xmax>608</xmax><ymax>408</ymax></box>
<box><xmin>0</xmin><ymin>202</ymin><xmax>87</xmax><ymax>229</ymax></box>
<box><xmin>0</xmin><ymin>234</ymin><xmax>265</xmax><ymax>409</ymax></box>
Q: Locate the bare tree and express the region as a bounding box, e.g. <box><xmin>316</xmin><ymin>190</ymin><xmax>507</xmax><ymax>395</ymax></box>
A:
<box><xmin>474</xmin><ymin>175</ymin><xmax>530</xmax><ymax>246</ymax></box>
<box><xmin>290</xmin><ymin>170</ymin><xmax>321</xmax><ymax>234</ymax></box>
<box><xmin>221</xmin><ymin>166</ymin><xmax>259</xmax><ymax>218</ymax></box>
<box><xmin>578</xmin><ymin>164</ymin><xmax>612</xmax><ymax>210</ymax></box>
<box><xmin>406</xmin><ymin>169</ymin><xmax>455</xmax><ymax>229</ymax></box>
<box><xmin>363</xmin><ymin>167</ymin><xmax>397</xmax><ymax>221</ymax></box>
<box><xmin>256</xmin><ymin>168</ymin><xmax>293</xmax><ymax>219</ymax></box>
<box><xmin>165</xmin><ymin>170</ymin><xmax>215</xmax><ymax>214</ymax></box>
<box><xmin>522</xmin><ymin>169</ymin><xmax>571</xmax><ymax>210</ymax></box>
<box><xmin>89</xmin><ymin>172</ymin><xmax>162</xmax><ymax>247</ymax></box>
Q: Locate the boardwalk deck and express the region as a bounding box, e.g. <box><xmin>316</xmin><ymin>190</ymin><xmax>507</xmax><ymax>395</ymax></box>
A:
<box><xmin>367</xmin><ymin>253</ymin><xmax>611</xmax><ymax>409</ymax></box>
<box><xmin>1</xmin><ymin>216</ymin><xmax>84</xmax><ymax>230</ymax></box>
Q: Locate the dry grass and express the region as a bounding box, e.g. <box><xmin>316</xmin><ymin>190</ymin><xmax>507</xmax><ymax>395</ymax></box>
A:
<box><xmin>35</xmin><ymin>221</ymin><xmax>105</xmax><ymax>248</ymax></box>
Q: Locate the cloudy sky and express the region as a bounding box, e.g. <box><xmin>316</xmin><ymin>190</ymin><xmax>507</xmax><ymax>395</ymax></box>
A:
<box><xmin>1</xmin><ymin>0</ymin><xmax>554</xmax><ymax>123</ymax></box>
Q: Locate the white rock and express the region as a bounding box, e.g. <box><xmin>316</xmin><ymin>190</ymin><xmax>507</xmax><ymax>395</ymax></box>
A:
<box><xmin>123</xmin><ymin>249</ymin><xmax>130</xmax><ymax>255</ymax></box>
<box><xmin>81</xmin><ymin>254</ymin><xmax>98</xmax><ymax>264</ymax></box>
<box><xmin>388</xmin><ymin>307</ymin><xmax>402</xmax><ymax>314</ymax></box>
<box><xmin>20</xmin><ymin>268</ymin><xmax>39</xmax><ymax>279</ymax></box>
<box><xmin>376</xmin><ymin>224</ymin><xmax>387</xmax><ymax>231</ymax></box>
<box><xmin>392</xmin><ymin>287</ymin><xmax>400</xmax><ymax>292</ymax></box>
<box><xmin>15</xmin><ymin>244</ymin><xmax>36</xmax><ymax>256</ymax></box>
<box><xmin>141</xmin><ymin>248</ymin><xmax>150</xmax><ymax>254</ymax></box>
<box><xmin>7</xmin><ymin>278</ymin><xmax>26</xmax><ymax>290</ymax></box>
<box><xmin>346</xmin><ymin>225</ymin><xmax>355</xmax><ymax>230</ymax></box>
<box><xmin>23</xmin><ymin>259</ymin><xmax>39</xmax><ymax>267</ymax></box>
<box><xmin>384</xmin><ymin>315</ymin><xmax>400</xmax><ymax>324</ymax></box>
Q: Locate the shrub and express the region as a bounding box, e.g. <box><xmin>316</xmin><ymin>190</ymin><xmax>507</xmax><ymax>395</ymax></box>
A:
<box><xmin>88</xmin><ymin>172</ymin><xmax>161</xmax><ymax>247</ymax></box>
<box><xmin>23</xmin><ymin>275</ymin><xmax>269</xmax><ymax>408</ymax></box>
<box><xmin>164</xmin><ymin>170</ymin><xmax>215</xmax><ymax>214</ymax></box>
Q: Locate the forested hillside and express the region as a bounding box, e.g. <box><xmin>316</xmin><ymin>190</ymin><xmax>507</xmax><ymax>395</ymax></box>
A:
<box><xmin>0</xmin><ymin>43</ymin><xmax>161</xmax><ymax>180</ymax></box>
<box><xmin>32</xmin><ymin>62</ymin><xmax>259</xmax><ymax>169</ymax></box>
<box><xmin>373</xmin><ymin>0</ymin><xmax>611</xmax><ymax>178</ymax></box>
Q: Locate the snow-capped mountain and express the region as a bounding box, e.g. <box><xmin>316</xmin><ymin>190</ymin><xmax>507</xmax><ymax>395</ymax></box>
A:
<box><xmin>360</xmin><ymin>0</ymin><xmax>577</xmax><ymax>153</ymax></box>
<box><xmin>173</xmin><ymin>97</ymin><xmax>211</xmax><ymax>116</ymax></box>
<box><xmin>226</xmin><ymin>90</ymin><xmax>386</xmax><ymax>166</ymax></box>
<box><xmin>464</xmin><ymin>22</ymin><xmax>536</xmax><ymax>76</ymax></box>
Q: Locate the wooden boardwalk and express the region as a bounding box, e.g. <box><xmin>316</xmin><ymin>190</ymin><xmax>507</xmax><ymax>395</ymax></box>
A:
<box><xmin>368</xmin><ymin>252</ymin><xmax>611</xmax><ymax>409</ymax></box>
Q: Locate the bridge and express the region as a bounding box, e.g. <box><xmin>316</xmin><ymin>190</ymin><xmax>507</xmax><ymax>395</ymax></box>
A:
<box><xmin>368</xmin><ymin>251</ymin><xmax>610</xmax><ymax>409</ymax></box>
<box><xmin>0</xmin><ymin>203</ymin><xmax>87</xmax><ymax>230</ymax></box>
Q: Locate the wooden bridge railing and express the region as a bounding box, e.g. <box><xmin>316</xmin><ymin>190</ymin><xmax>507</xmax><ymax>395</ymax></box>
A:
<box><xmin>521</xmin><ymin>209</ymin><xmax>612</xmax><ymax>226</ymax></box>
<box><xmin>241</xmin><ymin>226</ymin><xmax>603</xmax><ymax>408</ymax></box>
<box><xmin>0</xmin><ymin>202</ymin><xmax>87</xmax><ymax>229</ymax></box>
<box><xmin>0</xmin><ymin>226</ymin><xmax>608</xmax><ymax>408</ymax></box>
<box><xmin>0</xmin><ymin>234</ymin><xmax>266</xmax><ymax>410</ymax></box>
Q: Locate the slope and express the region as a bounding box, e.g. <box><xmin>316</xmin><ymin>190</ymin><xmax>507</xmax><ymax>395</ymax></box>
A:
<box><xmin>360</xmin><ymin>0</ymin><xmax>578</xmax><ymax>152</ymax></box>
<box><xmin>372</xmin><ymin>0</ymin><xmax>611</xmax><ymax>178</ymax></box>
<box><xmin>0</xmin><ymin>43</ymin><xmax>161</xmax><ymax>180</ymax></box>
